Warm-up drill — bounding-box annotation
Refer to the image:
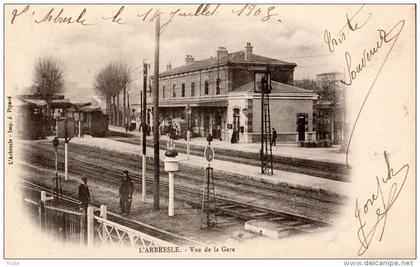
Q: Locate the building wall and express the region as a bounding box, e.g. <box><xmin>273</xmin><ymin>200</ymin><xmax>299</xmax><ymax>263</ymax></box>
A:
<box><xmin>226</xmin><ymin>97</ymin><xmax>250</xmax><ymax>142</ymax></box>
<box><xmin>159</xmin><ymin>68</ymin><xmax>229</xmax><ymax>101</ymax></box>
<box><xmin>147</xmin><ymin>61</ymin><xmax>314</xmax><ymax>143</ymax></box>
<box><xmin>156</xmin><ymin>63</ymin><xmax>295</xmax><ymax>100</ymax></box>
<box><xmin>252</xmin><ymin>97</ymin><xmax>315</xmax><ymax>143</ymax></box>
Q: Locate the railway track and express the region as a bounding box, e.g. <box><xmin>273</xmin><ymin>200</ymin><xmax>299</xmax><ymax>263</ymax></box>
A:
<box><xmin>19</xmin><ymin>179</ymin><xmax>204</xmax><ymax>246</ymax></box>
<box><xmin>21</xmin><ymin>142</ymin><xmax>335</xmax><ymax>234</ymax></box>
<box><xmin>112</xmin><ymin>136</ymin><xmax>349</xmax><ymax>182</ymax></box>
<box><xmin>22</xmin><ymin>142</ymin><xmax>343</xmax><ymax>218</ymax></box>
<box><xmin>27</xmin><ymin>141</ymin><xmax>344</xmax><ymax>204</ymax></box>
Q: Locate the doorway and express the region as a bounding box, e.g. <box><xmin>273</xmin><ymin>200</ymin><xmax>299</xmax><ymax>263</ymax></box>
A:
<box><xmin>204</xmin><ymin>113</ymin><xmax>210</xmax><ymax>137</ymax></box>
<box><xmin>296</xmin><ymin>113</ymin><xmax>308</xmax><ymax>142</ymax></box>
<box><xmin>233</xmin><ymin>108</ymin><xmax>240</xmax><ymax>141</ymax></box>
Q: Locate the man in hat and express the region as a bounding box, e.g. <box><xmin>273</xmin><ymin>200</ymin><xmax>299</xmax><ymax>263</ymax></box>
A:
<box><xmin>78</xmin><ymin>176</ymin><xmax>90</xmax><ymax>210</ymax></box>
<box><xmin>118</xmin><ymin>170</ymin><xmax>134</xmax><ymax>215</ymax></box>
<box><xmin>271</xmin><ymin>128</ymin><xmax>277</xmax><ymax>146</ymax></box>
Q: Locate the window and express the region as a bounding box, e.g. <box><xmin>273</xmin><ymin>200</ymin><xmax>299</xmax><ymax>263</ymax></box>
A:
<box><xmin>181</xmin><ymin>83</ymin><xmax>185</xmax><ymax>97</ymax></box>
<box><xmin>216</xmin><ymin>78</ymin><xmax>221</xmax><ymax>95</ymax></box>
<box><xmin>204</xmin><ymin>80</ymin><xmax>209</xmax><ymax>95</ymax></box>
<box><xmin>162</xmin><ymin>85</ymin><xmax>166</xmax><ymax>98</ymax></box>
<box><xmin>191</xmin><ymin>82</ymin><xmax>195</xmax><ymax>97</ymax></box>
<box><xmin>172</xmin><ymin>84</ymin><xmax>176</xmax><ymax>98</ymax></box>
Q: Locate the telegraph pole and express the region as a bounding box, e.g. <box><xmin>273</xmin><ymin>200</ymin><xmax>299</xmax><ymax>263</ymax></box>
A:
<box><xmin>153</xmin><ymin>15</ymin><xmax>160</xmax><ymax>210</ymax></box>
<box><xmin>141</xmin><ymin>60</ymin><xmax>148</xmax><ymax>202</ymax></box>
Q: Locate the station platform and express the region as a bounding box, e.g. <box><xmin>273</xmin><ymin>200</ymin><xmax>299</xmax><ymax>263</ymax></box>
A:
<box><xmin>108</xmin><ymin>125</ymin><xmax>346</xmax><ymax>166</ymax></box>
<box><xmin>71</xmin><ymin>132</ymin><xmax>349</xmax><ymax>197</ymax></box>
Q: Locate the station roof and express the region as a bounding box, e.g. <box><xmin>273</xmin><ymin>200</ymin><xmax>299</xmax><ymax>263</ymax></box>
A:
<box><xmin>79</xmin><ymin>106</ymin><xmax>102</xmax><ymax>112</ymax></box>
<box><xmin>233</xmin><ymin>81</ymin><xmax>317</xmax><ymax>95</ymax></box>
<box><xmin>21</xmin><ymin>98</ymin><xmax>47</xmax><ymax>107</ymax></box>
<box><xmin>72</xmin><ymin>102</ymin><xmax>92</xmax><ymax>108</ymax></box>
<box><xmin>158</xmin><ymin>99</ymin><xmax>228</xmax><ymax>108</ymax></box>
<box><xmin>159</xmin><ymin>51</ymin><xmax>296</xmax><ymax>78</ymax></box>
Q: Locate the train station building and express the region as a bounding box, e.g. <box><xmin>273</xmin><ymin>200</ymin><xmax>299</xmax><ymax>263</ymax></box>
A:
<box><xmin>146</xmin><ymin>42</ymin><xmax>318</xmax><ymax>143</ymax></box>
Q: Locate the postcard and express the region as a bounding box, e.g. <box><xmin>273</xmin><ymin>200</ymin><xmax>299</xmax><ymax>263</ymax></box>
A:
<box><xmin>3</xmin><ymin>4</ymin><xmax>416</xmax><ymax>259</ymax></box>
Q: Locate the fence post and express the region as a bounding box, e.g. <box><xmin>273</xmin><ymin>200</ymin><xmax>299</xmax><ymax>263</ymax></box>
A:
<box><xmin>38</xmin><ymin>200</ymin><xmax>45</xmax><ymax>230</ymax></box>
<box><xmin>61</xmin><ymin>212</ymin><xmax>67</xmax><ymax>241</ymax></box>
<box><xmin>100</xmin><ymin>205</ymin><xmax>107</xmax><ymax>219</ymax></box>
<box><xmin>100</xmin><ymin>205</ymin><xmax>107</xmax><ymax>242</ymax></box>
<box><xmin>87</xmin><ymin>207</ymin><xmax>94</xmax><ymax>247</ymax></box>
<box><xmin>40</xmin><ymin>191</ymin><xmax>47</xmax><ymax>202</ymax></box>
<box><xmin>80</xmin><ymin>209</ymin><xmax>87</xmax><ymax>245</ymax></box>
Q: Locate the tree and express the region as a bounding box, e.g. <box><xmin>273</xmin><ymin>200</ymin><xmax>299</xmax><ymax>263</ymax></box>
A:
<box><xmin>295</xmin><ymin>77</ymin><xmax>344</xmax><ymax>144</ymax></box>
<box><xmin>94</xmin><ymin>61</ymin><xmax>132</xmax><ymax>126</ymax></box>
<box><xmin>33</xmin><ymin>57</ymin><xmax>64</xmax><ymax>101</ymax></box>
<box><xmin>316</xmin><ymin>79</ymin><xmax>344</xmax><ymax>144</ymax></box>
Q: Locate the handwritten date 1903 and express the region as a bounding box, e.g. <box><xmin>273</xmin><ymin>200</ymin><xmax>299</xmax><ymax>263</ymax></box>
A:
<box><xmin>355</xmin><ymin>151</ymin><xmax>409</xmax><ymax>256</ymax></box>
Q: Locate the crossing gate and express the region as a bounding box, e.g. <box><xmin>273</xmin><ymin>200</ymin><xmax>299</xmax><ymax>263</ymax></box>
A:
<box><xmin>23</xmin><ymin>192</ymin><xmax>174</xmax><ymax>249</ymax></box>
<box><xmin>23</xmin><ymin>198</ymin><xmax>82</xmax><ymax>243</ymax></box>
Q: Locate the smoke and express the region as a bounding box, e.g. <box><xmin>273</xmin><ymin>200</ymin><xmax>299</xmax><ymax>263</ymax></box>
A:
<box><xmin>90</xmin><ymin>95</ymin><xmax>105</xmax><ymax>109</ymax></box>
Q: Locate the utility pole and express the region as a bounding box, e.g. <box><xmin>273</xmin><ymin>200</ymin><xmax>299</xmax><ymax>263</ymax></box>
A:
<box><xmin>141</xmin><ymin>60</ymin><xmax>148</xmax><ymax>202</ymax></box>
<box><xmin>153</xmin><ymin>15</ymin><xmax>161</xmax><ymax>211</ymax></box>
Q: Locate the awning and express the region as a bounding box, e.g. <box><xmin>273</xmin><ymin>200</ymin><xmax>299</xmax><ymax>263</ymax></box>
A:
<box><xmin>150</xmin><ymin>99</ymin><xmax>228</xmax><ymax>108</ymax></box>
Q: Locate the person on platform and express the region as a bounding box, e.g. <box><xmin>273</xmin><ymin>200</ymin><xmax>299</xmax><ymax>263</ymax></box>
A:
<box><xmin>118</xmin><ymin>170</ymin><xmax>134</xmax><ymax>215</ymax></box>
<box><xmin>78</xmin><ymin>176</ymin><xmax>90</xmax><ymax>210</ymax></box>
<box><xmin>271</xmin><ymin>128</ymin><xmax>277</xmax><ymax>146</ymax></box>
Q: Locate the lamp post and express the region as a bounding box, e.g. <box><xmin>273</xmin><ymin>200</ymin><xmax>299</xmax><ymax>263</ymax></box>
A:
<box><xmin>153</xmin><ymin>14</ymin><xmax>161</xmax><ymax>211</ymax></box>
<box><xmin>185</xmin><ymin>104</ymin><xmax>192</xmax><ymax>160</ymax></box>
<box><xmin>164</xmin><ymin>141</ymin><xmax>178</xmax><ymax>217</ymax></box>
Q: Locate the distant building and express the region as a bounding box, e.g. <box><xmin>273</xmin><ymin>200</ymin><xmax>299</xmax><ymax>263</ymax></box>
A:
<box><xmin>146</xmin><ymin>42</ymin><xmax>318</xmax><ymax>143</ymax></box>
<box><xmin>314</xmin><ymin>72</ymin><xmax>345</xmax><ymax>144</ymax></box>
<box><xmin>315</xmin><ymin>72</ymin><xmax>343</xmax><ymax>88</ymax></box>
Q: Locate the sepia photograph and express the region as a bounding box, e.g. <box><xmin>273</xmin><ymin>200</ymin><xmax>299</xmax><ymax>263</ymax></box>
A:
<box><xmin>3</xmin><ymin>3</ymin><xmax>416</xmax><ymax>262</ymax></box>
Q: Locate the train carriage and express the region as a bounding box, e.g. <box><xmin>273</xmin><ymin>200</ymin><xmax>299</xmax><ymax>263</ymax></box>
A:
<box><xmin>16</xmin><ymin>99</ymin><xmax>49</xmax><ymax>140</ymax></box>
<box><xmin>80</xmin><ymin>106</ymin><xmax>109</xmax><ymax>137</ymax></box>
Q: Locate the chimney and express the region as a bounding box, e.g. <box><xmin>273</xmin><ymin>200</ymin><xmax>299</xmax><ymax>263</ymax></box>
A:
<box><xmin>166</xmin><ymin>62</ymin><xmax>172</xmax><ymax>70</ymax></box>
<box><xmin>217</xmin><ymin>46</ymin><xmax>228</xmax><ymax>59</ymax></box>
<box><xmin>245</xmin><ymin>42</ymin><xmax>253</xmax><ymax>61</ymax></box>
<box><xmin>185</xmin><ymin>54</ymin><xmax>195</xmax><ymax>64</ymax></box>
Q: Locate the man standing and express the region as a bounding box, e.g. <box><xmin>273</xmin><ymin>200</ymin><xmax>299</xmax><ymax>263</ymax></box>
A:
<box><xmin>78</xmin><ymin>176</ymin><xmax>90</xmax><ymax>210</ymax></box>
<box><xmin>118</xmin><ymin>170</ymin><xmax>134</xmax><ymax>215</ymax></box>
<box><xmin>271</xmin><ymin>128</ymin><xmax>277</xmax><ymax>146</ymax></box>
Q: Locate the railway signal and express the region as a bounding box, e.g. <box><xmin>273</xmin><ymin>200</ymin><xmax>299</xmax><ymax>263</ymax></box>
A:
<box><xmin>255</xmin><ymin>64</ymin><xmax>274</xmax><ymax>175</ymax></box>
<box><xmin>141</xmin><ymin>60</ymin><xmax>149</xmax><ymax>202</ymax></box>
<box><xmin>201</xmin><ymin>137</ymin><xmax>217</xmax><ymax>228</ymax></box>
<box><xmin>57</xmin><ymin>117</ymin><xmax>74</xmax><ymax>181</ymax></box>
<box><xmin>52</xmin><ymin>137</ymin><xmax>62</xmax><ymax>205</ymax></box>
<box><xmin>53</xmin><ymin>137</ymin><xmax>59</xmax><ymax>174</ymax></box>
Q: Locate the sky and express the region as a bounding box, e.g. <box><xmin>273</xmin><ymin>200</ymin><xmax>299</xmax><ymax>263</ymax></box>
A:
<box><xmin>5</xmin><ymin>4</ymin><xmax>382</xmax><ymax>102</ymax></box>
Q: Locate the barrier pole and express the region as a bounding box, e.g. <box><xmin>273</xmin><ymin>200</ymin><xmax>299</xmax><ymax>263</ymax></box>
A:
<box><xmin>187</xmin><ymin>130</ymin><xmax>190</xmax><ymax>160</ymax></box>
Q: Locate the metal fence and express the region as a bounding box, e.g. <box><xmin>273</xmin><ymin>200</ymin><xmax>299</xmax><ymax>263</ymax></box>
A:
<box><xmin>23</xmin><ymin>192</ymin><xmax>174</xmax><ymax>250</ymax></box>
<box><xmin>23</xmin><ymin>198</ymin><xmax>83</xmax><ymax>244</ymax></box>
<box><xmin>93</xmin><ymin>214</ymin><xmax>173</xmax><ymax>248</ymax></box>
